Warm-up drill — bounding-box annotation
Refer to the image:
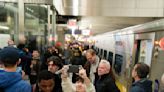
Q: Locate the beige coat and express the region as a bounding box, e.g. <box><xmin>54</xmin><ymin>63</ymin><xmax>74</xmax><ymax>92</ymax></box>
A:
<box><xmin>62</xmin><ymin>78</ymin><xmax>95</xmax><ymax>92</ymax></box>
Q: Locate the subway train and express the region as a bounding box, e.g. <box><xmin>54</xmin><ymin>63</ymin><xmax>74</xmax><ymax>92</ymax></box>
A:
<box><xmin>91</xmin><ymin>18</ymin><xmax>164</xmax><ymax>92</ymax></box>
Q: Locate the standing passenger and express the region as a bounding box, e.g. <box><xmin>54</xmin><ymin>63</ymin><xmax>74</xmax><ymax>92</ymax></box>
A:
<box><xmin>0</xmin><ymin>47</ymin><xmax>31</xmax><ymax>92</ymax></box>
<box><xmin>84</xmin><ymin>49</ymin><xmax>100</xmax><ymax>83</ymax></box>
<box><xmin>95</xmin><ymin>59</ymin><xmax>120</xmax><ymax>92</ymax></box>
<box><xmin>29</xmin><ymin>50</ymin><xmax>41</xmax><ymax>85</ymax></box>
<box><xmin>63</xmin><ymin>43</ymin><xmax>72</xmax><ymax>65</ymax></box>
<box><xmin>34</xmin><ymin>70</ymin><xmax>55</xmax><ymax>92</ymax></box>
<box><xmin>61</xmin><ymin>66</ymin><xmax>95</xmax><ymax>92</ymax></box>
<box><xmin>70</xmin><ymin>48</ymin><xmax>86</xmax><ymax>83</ymax></box>
<box><xmin>47</xmin><ymin>56</ymin><xmax>63</xmax><ymax>92</ymax></box>
<box><xmin>130</xmin><ymin>62</ymin><xmax>152</xmax><ymax>92</ymax></box>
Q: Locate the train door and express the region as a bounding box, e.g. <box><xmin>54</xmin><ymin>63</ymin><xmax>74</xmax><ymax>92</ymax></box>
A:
<box><xmin>138</xmin><ymin>40</ymin><xmax>153</xmax><ymax>66</ymax></box>
<box><xmin>129</xmin><ymin>32</ymin><xmax>155</xmax><ymax>91</ymax></box>
<box><xmin>133</xmin><ymin>32</ymin><xmax>155</xmax><ymax>66</ymax></box>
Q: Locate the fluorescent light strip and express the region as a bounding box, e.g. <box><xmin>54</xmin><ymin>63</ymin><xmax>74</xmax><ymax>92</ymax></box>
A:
<box><xmin>0</xmin><ymin>25</ymin><xmax>9</xmax><ymax>30</ymax></box>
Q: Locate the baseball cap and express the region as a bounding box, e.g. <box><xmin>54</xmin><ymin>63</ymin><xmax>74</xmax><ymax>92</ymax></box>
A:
<box><xmin>0</xmin><ymin>46</ymin><xmax>19</xmax><ymax>65</ymax></box>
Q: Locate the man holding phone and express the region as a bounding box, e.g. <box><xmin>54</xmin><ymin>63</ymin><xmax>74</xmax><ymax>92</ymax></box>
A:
<box><xmin>61</xmin><ymin>65</ymin><xmax>95</xmax><ymax>92</ymax></box>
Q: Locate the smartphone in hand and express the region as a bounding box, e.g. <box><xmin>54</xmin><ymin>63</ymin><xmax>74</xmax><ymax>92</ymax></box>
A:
<box><xmin>68</xmin><ymin>65</ymin><xmax>82</xmax><ymax>73</ymax></box>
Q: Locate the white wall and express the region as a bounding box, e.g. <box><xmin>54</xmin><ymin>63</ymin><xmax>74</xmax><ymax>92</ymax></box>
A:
<box><xmin>101</xmin><ymin>0</ymin><xmax>164</xmax><ymax>17</ymax></box>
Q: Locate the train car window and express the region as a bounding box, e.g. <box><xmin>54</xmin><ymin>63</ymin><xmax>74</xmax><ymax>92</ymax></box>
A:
<box><xmin>97</xmin><ymin>48</ymin><xmax>99</xmax><ymax>55</ymax></box>
<box><xmin>95</xmin><ymin>47</ymin><xmax>98</xmax><ymax>55</ymax></box>
<box><xmin>107</xmin><ymin>51</ymin><xmax>113</xmax><ymax>66</ymax></box>
<box><xmin>114</xmin><ymin>54</ymin><xmax>123</xmax><ymax>75</ymax></box>
<box><xmin>95</xmin><ymin>47</ymin><xmax>97</xmax><ymax>51</ymax></box>
<box><xmin>0</xmin><ymin>9</ymin><xmax>7</xmax><ymax>22</ymax></box>
<box><xmin>92</xmin><ymin>45</ymin><xmax>95</xmax><ymax>50</ymax></box>
<box><xmin>100</xmin><ymin>49</ymin><xmax>103</xmax><ymax>57</ymax></box>
<box><xmin>103</xmin><ymin>50</ymin><xmax>107</xmax><ymax>59</ymax></box>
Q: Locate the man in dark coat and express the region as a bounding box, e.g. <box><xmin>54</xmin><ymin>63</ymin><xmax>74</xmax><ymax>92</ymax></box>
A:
<box><xmin>95</xmin><ymin>59</ymin><xmax>120</xmax><ymax>92</ymax></box>
<box><xmin>130</xmin><ymin>62</ymin><xmax>152</xmax><ymax>92</ymax></box>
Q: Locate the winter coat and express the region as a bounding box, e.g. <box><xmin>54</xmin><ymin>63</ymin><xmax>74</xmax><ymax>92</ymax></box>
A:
<box><xmin>129</xmin><ymin>78</ymin><xmax>152</xmax><ymax>92</ymax></box>
<box><xmin>62</xmin><ymin>78</ymin><xmax>95</xmax><ymax>92</ymax></box>
<box><xmin>95</xmin><ymin>74</ymin><xmax>120</xmax><ymax>92</ymax></box>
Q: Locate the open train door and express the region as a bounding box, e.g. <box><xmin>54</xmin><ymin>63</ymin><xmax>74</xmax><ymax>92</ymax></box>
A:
<box><xmin>133</xmin><ymin>32</ymin><xmax>155</xmax><ymax>66</ymax></box>
<box><xmin>128</xmin><ymin>32</ymin><xmax>155</xmax><ymax>91</ymax></box>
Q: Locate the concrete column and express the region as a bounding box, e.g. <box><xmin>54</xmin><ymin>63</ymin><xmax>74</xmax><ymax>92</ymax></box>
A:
<box><xmin>18</xmin><ymin>0</ymin><xmax>25</xmax><ymax>44</ymax></box>
<box><xmin>51</xmin><ymin>6</ymin><xmax>56</xmax><ymax>45</ymax></box>
<box><xmin>13</xmin><ymin>8</ymin><xmax>18</xmax><ymax>44</ymax></box>
<box><xmin>56</xmin><ymin>27</ymin><xmax>65</xmax><ymax>48</ymax></box>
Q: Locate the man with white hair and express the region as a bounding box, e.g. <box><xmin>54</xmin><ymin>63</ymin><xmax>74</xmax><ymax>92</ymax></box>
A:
<box><xmin>95</xmin><ymin>59</ymin><xmax>120</xmax><ymax>92</ymax></box>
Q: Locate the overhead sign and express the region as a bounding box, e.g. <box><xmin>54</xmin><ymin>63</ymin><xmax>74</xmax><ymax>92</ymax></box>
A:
<box><xmin>67</xmin><ymin>19</ymin><xmax>77</xmax><ymax>29</ymax></box>
<box><xmin>82</xmin><ymin>29</ymin><xmax>90</xmax><ymax>35</ymax></box>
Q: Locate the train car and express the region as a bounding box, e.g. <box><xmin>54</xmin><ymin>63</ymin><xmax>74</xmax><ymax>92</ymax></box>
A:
<box><xmin>91</xmin><ymin>19</ymin><xmax>164</xmax><ymax>92</ymax></box>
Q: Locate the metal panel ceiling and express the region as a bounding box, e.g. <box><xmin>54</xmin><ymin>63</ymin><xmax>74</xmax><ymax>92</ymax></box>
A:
<box><xmin>0</xmin><ymin>0</ymin><xmax>53</xmax><ymax>4</ymax></box>
<box><xmin>54</xmin><ymin>0</ymin><xmax>164</xmax><ymax>17</ymax></box>
<box><xmin>0</xmin><ymin>0</ymin><xmax>17</xmax><ymax>2</ymax></box>
<box><xmin>54</xmin><ymin>0</ymin><xmax>102</xmax><ymax>16</ymax></box>
<box><xmin>24</xmin><ymin>0</ymin><xmax>53</xmax><ymax>4</ymax></box>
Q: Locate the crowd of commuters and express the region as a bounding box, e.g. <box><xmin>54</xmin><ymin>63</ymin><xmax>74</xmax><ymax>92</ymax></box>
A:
<box><xmin>0</xmin><ymin>39</ymin><xmax>163</xmax><ymax>92</ymax></box>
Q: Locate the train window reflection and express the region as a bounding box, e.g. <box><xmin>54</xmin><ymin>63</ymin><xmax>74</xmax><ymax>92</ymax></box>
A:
<box><xmin>108</xmin><ymin>51</ymin><xmax>113</xmax><ymax>66</ymax></box>
<box><xmin>114</xmin><ymin>54</ymin><xmax>123</xmax><ymax>75</ymax></box>
<box><xmin>25</xmin><ymin>4</ymin><xmax>49</xmax><ymax>53</ymax></box>
<box><xmin>0</xmin><ymin>3</ymin><xmax>18</xmax><ymax>34</ymax></box>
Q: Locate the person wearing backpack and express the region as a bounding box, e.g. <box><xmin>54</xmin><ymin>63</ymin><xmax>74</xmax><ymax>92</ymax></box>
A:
<box><xmin>130</xmin><ymin>62</ymin><xmax>152</xmax><ymax>92</ymax></box>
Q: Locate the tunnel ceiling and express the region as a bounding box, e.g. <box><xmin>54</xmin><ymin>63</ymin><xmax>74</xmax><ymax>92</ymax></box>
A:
<box><xmin>54</xmin><ymin>0</ymin><xmax>160</xmax><ymax>35</ymax></box>
<box><xmin>57</xmin><ymin>16</ymin><xmax>158</xmax><ymax>35</ymax></box>
<box><xmin>79</xmin><ymin>17</ymin><xmax>158</xmax><ymax>35</ymax></box>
